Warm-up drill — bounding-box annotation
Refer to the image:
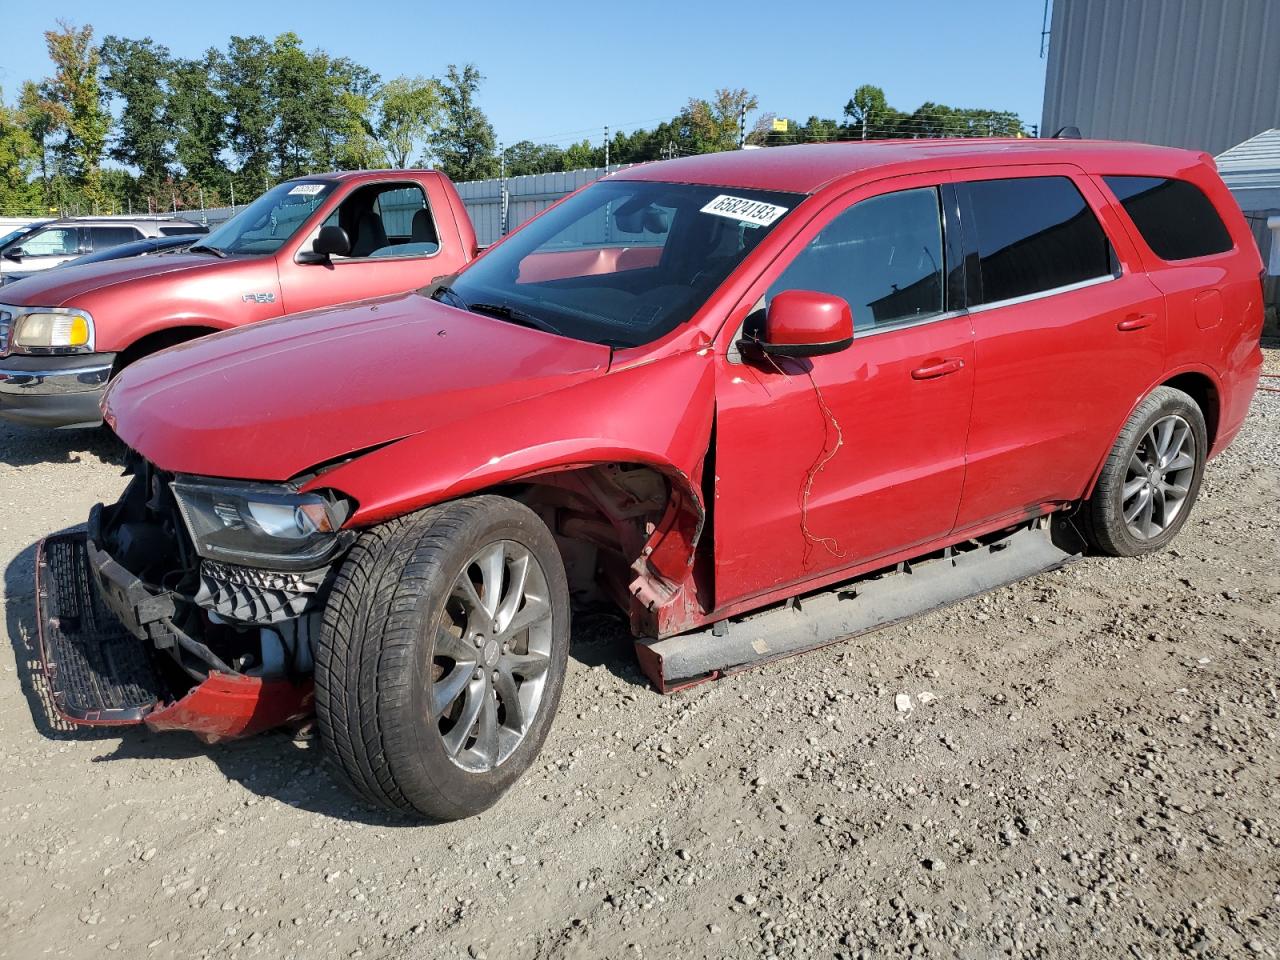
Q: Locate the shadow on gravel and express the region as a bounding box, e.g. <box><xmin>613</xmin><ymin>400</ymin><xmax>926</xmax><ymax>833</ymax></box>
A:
<box><xmin>5</xmin><ymin>532</ymin><xmax>654</xmax><ymax>826</ymax></box>
<box><xmin>0</xmin><ymin>422</ymin><xmax>125</xmax><ymax>468</ymax></box>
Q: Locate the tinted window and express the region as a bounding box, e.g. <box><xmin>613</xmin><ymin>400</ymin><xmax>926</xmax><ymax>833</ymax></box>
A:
<box><xmin>20</xmin><ymin>227</ymin><xmax>80</xmax><ymax>256</ymax></box>
<box><xmin>158</xmin><ymin>224</ymin><xmax>208</xmax><ymax>236</ymax></box>
<box><xmin>89</xmin><ymin>226</ymin><xmax>143</xmax><ymax>248</ymax></box>
<box><xmin>1103</xmin><ymin>175</ymin><xmax>1233</xmax><ymax>261</ymax></box>
<box><xmin>966</xmin><ymin>176</ymin><xmax>1113</xmax><ymax>305</ymax></box>
<box><xmin>768</xmin><ymin>187</ymin><xmax>944</xmax><ymax>330</ymax></box>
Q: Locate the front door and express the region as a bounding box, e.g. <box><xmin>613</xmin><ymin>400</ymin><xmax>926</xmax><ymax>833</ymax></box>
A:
<box><xmin>279</xmin><ymin>181</ymin><xmax>461</xmax><ymax>315</ymax></box>
<box><xmin>713</xmin><ymin>180</ymin><xmax>976</xmax><ymax>609</ymax></box>
<box><xmin>2</xmin><ymin>224</ymin><xmax>84</xmax><ymax>276</ymax></box>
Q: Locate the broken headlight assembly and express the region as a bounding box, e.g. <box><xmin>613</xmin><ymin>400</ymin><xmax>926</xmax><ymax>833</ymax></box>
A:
<box><xmin>170</xmin><ymin>478</ymin><xmax>353</xmax><ymax>571</ymax></box>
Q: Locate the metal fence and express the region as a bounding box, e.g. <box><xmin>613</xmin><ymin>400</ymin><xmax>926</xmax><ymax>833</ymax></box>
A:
<box><xmin>456</xmin><ymin>166</ymin><xmax>633</xmax><ymax>247</ymax></box>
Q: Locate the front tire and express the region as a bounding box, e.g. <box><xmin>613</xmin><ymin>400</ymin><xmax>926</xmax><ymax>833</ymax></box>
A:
<box><xmin>1079</xmin><ymin>386</ymin><xmax>1207</xmax><ymax>557</ymax></box>
<box><xmin>314</xmin><ymin>495</ymin><xmax>571</xmax><ymax>820</ymax></box>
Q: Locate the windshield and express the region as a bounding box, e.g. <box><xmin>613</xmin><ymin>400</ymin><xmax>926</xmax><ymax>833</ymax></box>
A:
<box><xmin>199</xmin><ymin>181</ymin><xmax>336</xmax><ymax>255</ymax></box>
<box><xmin>447</xmin><ymin>179</ymin><xmax>800</xmax><ymax>347</ymax></box>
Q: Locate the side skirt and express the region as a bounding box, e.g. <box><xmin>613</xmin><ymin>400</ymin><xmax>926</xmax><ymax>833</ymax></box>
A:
<box><xmin>634</xmin><ymin>519</ymin><xmax>1082</xmax><ymax>693</ymax></box>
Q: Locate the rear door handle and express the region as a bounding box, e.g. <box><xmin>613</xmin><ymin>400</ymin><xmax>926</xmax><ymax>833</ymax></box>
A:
<box><xmin>911</xmin><ymin>357</ymin><xmax>965</xmax><ymax>380</ymax></box>
<box><xmin>1117</xmin><ymin>312</ymin><xmax>1156</xmax><ymax>331</ymax></box>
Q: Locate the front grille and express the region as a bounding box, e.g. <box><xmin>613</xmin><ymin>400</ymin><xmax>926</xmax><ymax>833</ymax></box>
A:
<box><xmin>194</xmin><ymin>559</ymin><xmax>328</xmax><ymax>624</ymax></box>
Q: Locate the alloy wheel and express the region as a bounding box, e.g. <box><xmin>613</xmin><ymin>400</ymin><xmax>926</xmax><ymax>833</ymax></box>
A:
<box><xmin>1121</xmin><ymin>414</ymin><xmax>1196</xmax><ymax>540</ymax></box>
<box><xmin>430</xmin><ymin>540</ymin><xmax>554</xmax><ymax>773</ymax></box>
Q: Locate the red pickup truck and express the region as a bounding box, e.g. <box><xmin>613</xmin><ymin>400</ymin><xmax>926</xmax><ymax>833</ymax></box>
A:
<box><xmin>0</xmin><ymin>169</ymin><xmax>476</xmax><ymax>428</ymax></box>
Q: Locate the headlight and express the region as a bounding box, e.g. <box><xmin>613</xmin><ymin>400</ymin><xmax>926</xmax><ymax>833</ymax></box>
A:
<box><xmin>170</xmin><ymin>478</ymin><xmax>352</xmax><ymax>570</ymax></box>
<box><xmin>10</xmin><ymin>306</ymin><xmax>95</xmax><ymax>354</ymax></box>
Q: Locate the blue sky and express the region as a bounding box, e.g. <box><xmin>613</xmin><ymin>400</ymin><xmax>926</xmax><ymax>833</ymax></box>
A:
<box><xmin>2</xmin><ymin>0</ymin><xmax>1052</xmax><ymax>145</ymax></box>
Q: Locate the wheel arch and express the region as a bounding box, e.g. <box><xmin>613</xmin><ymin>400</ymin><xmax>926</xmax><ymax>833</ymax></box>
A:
<box><xmin>1082</xmin><ymin>364</ymin><xmax>1222</xmax><ymax>500</ymax></box>
<box><xmin>112</xmin><ymin>323</ymin><xmax>223</xmax><ymax>376</ymax></box>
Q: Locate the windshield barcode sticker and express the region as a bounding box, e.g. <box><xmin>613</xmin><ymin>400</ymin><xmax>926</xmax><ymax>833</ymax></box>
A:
<box><xmin>700</xmin><ymin>195</ymin><xmax>788</xmax><ymax>227</ymax></box>
<box><xmin>288</xmin><ymin>183</ymin><xmax>325</xmax><ymax>196</ymax></box>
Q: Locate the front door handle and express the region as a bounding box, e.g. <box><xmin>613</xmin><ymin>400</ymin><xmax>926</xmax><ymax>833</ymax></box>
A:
<box><xmin>911</xmin><ymin>357</ymin><xmax>965</xmax><ymax>380</ymax></box>
<box><xmin>1117</xmin><ymin>312</ymin><xmax>1156</xmax><ymax>331</ymax></box>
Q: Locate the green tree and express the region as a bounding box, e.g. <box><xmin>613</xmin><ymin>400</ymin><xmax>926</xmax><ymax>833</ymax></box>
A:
<box><xmin>221</xmin><ymin>35</ymin><xmax>274</xmax><ymax>190</ymax></box>
<box><xmin>42</xmin><ymin>21</ymin><xmax>110</xmax><ymax>205</ymax></box>
<box><xmin>680</xmin><ymin>88</ymin><xmax>760</xmax><ymax>153</ymax></box>
<box><xmin>17</xmin><ymin>80</ymin><xmax>59</xmax><ymax>202</ymax></box>
<box><xmin>169</xmin><ymin>50</ymin><xmax>229</xmax><ymax>187</ymax></box>
<box><xmin>375</xmin><ymin>76</ymin><xmax>440</xmax><ymax>168</ymax></box>
<box><xmin>100</xmin><ymin>35</ymin><xmax>173</xmax><ymax>186</ymax></box>
<box><xmin>435</xmin><ymin>64</ymin><xmax>497</xmax><ymax>182</ymax></box>
<box><xmin>843</xmin><ymin>84</ymin><xmax>892</xmax><ymax>139</ymax></box>
<box><xmin>0</xmin><ymin>91</ymin><xmax>44</xmax><ymax>215</ymax></box>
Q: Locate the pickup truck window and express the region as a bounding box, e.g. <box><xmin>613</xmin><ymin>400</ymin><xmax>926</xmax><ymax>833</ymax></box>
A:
<box><xmin>448</xmin><ymin>179</ymin><xmax>800</xmax><ymax>348</ymax></box>
<box><xmin>313</xmin><ymin>182</ymin><xmax>438</xmax><ymax>260</ymax></box>
<box><xmin>200</xmin><ymin>181</ymin><xmax>336</xmax><ymax>256</ymax></box>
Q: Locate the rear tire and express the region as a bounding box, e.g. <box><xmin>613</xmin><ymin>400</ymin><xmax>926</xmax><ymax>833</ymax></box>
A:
<box><xmin>314</xmin><ymin>495</ymin><xmax>570</xmax><ymax>820</ymax></box>
<box><xmin>1079</xmin><ymin>386</ymin><xmax>1206</xmax><ymax>557</ymax></box>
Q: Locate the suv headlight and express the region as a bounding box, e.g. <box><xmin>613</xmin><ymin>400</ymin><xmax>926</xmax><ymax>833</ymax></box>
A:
<box><xmin>171</xmin><ymin>478</ymin><xmax>353</xmax><ymax>570</ymax></box>
<box><xmin>8</xmin><ymin>306</ymin><xmax>95</xmax><ymax>355</ymax></box>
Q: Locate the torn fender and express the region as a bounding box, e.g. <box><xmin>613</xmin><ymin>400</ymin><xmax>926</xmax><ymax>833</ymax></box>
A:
<box><xmin>304</xmin><ymin>351</ymin><xmax>717</xmax><ymax>625</ymax></box>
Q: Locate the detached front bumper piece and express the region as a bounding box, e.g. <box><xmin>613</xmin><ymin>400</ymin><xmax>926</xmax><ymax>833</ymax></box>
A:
<box><xmin>0</xmin><ymin>352</ymin><xmax>114</xmax><ymax>428</ymax></box>
<box><xmin>35</xmin><ymin>531</ymin><xmax>313</xmax><ymax>742</ymax></box>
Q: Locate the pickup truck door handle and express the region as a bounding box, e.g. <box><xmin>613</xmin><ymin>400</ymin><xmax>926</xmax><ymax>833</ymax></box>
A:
<box><xmin>1117</xmin><ymin>312</ymin><xmax>1156</xmax><ymax>331</ymax></box>
<box><xmin>911</xmin><ymin>357</ymin><xmax>966</xmax><ymax>380</ymax></box>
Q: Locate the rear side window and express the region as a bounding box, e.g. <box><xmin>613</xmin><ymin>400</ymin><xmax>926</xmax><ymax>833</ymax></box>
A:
<box><xmin>965</xmin><ymin>176</ymin><xmax>1113</xmax><ymax>306</ymax></box>
<box><xmin>768</xmin><ymin>187</ymin><xmax>945</xmax><ymax>330</ymax></box>
<box><xmin>89</xmin><ymin>226</ymin><xmax>143</xmax><ymax>248</ymax></box>
<box><xmin>1103</xmin><ymin>176</ymin><xmax>1233</xmax><ymax>261</ymax></box>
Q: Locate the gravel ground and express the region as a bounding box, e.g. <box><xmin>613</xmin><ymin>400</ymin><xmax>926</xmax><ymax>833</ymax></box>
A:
<box><xmin>1</xmin><ymin>349</ymin><xmax>1277</xmax><ymax>960</ymax></box>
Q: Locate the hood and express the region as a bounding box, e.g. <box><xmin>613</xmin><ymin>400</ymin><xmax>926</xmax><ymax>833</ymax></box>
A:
<box><xmin>1</xmin><ymin>252</ymin><xmax>234</xmax><ymax>307</ymax></box>
<box><xmin>104</xmin><ymin>291</ymin><xmax>613</xmax><ymax>480</ymax></box>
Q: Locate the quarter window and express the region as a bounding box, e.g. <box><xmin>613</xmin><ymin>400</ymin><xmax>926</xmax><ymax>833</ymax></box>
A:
<box><xmin>965</xmin><ymin>176</ymin><xmax>1113</xmax><ymax>305</ymax></box>
<box><xmin>1103</xmin><ymin>175</ymin><xmax>1233</xmax><ymax>261</ymax></box>
<box><xmin>768</xmin><ymin>187</ymin><xmax>945</xmax><ymax>331</ymax></box>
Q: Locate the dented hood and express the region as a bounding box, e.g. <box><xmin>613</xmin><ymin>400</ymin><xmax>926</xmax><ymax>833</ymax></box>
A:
<box><xmin>104</xmin><ymin>291</ymin><xmax>612</xmax><ymax>480</ymax></box>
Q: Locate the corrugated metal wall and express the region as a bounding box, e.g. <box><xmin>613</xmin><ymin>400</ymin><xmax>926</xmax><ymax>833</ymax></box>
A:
<box><xmin>456</xmin><ymin>166</ymin><xmax>632</xmax><ymax>247</ymax></box>
<box><xmin>1042</xmin><ymin>0</ymin><xmax>1280</xmax><ymax>156</ymax></box>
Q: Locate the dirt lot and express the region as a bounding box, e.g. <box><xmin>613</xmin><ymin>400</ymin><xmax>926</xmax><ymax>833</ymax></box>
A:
<box><xmin>1</xmin><ymin>351</ymin><xmax>1277</xmax><ymax>960</ymax></box>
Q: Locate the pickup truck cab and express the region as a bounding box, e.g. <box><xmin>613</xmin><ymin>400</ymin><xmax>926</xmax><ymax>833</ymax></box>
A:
<box><xmin>0</xmin><ymin>170</ymin><xmax>476</xmax><ymax>427</ymax></box>
<box><xmin>35</xmin><ymin>139</ymin><xmax>1263</xmax><ymax>821</ymax></box>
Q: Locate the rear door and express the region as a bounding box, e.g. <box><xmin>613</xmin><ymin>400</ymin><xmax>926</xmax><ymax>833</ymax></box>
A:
<box><xmin>951</xmin><ymin>167</ymin><xmax>1166</xmax><ymax>532</ymax></box>
<box><xmin>85</xmin><ymin>225</ymin><xmax>145</xmax><ymax>253</ymax></box>
<box><xmin>712</xmin><ymin>177</ymin><xmax>976</xmax><ymax>607</ymax></box>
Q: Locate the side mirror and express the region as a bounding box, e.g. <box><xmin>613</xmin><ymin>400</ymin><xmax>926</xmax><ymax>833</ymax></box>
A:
<box><xmin>757</xmin><ymin>290</ymin><xmax>854</xmax><ymax>357</ymax></box>
<box><xmin>4</xmin><ymin>247</ymin><xmax>25</xmax><ymax>262</ymax></box>
<box><xmin>299</xmin><ymin>225</ymin><xmax>349</xmax><ymax>264</ymax></box>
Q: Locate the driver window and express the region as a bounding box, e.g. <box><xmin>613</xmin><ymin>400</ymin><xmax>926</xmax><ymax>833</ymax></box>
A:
<box><xmin>768</xmin><ymin>187</ymin><xmax>945</xmax><ymax>331</ymax></box>
<box><xmin>317</xmin><ymin>183</ymin><xmax>438</xmax><ymax>260</ymax></box>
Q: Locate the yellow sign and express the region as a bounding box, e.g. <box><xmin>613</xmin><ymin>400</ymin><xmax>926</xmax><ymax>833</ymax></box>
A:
<box><xmin>772</xmin><ymin>118</ymin><xmax>789</xmax><ymax>132</ymax></box>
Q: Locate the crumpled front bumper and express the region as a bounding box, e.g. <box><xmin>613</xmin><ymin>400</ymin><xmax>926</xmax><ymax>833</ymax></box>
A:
<box><xmin>34</xmin><ymin>530</ymin><xmax>313</xmax><ymax>743</ymax></box>
<box><xmin>0</xmin><ymin>352</ymin><xmax>114</xmax><ymax>428</ymax></box>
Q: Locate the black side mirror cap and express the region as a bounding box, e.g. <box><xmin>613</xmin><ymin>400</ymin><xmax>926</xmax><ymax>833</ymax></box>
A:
<box><xmin>3</xmin><ymin>248</ymin><xmax>24</xmax><ymax>262</ymax></box>
<box><xmin>299</xmin><ymin>225</ymin><xmax>350</xmax><ymax>264</ymax></box>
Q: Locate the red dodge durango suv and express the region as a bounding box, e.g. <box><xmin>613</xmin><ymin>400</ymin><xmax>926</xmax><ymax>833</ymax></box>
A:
<box><xmin>35</xmin><ymin>139</ymin><xmax>1264</xmax><ymax>820</ymax></box>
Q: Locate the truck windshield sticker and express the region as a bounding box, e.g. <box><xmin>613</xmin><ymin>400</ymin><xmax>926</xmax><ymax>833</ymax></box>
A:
<box><xmin>288</xmin><ymin>184</ymin><xmax>325</xmax><ymax>196</ymax></box>
<box><xmin>699</xmin><ymin>194</ymin><xmax>788</xmax><ymax>228</ymax></box>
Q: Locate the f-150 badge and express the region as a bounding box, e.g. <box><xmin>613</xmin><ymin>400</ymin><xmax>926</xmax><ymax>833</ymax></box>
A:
<box><xmin>242</xmin><ymin>292</ymin><xmax>276</xmax><ymax>304</ymax></box>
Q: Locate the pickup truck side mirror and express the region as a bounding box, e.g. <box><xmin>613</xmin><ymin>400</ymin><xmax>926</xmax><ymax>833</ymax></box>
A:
<box><xmin>3</xmin><ymin>247</ymin><xmax>24</xmax><ymax>262</ymax></box>
<box><xmin>299</xmin><ymin>226</ymin><xmax>350</xmax><ymax>264</ymax></box>
<box><xmin>756</xmin><ymin>290</ymin><xmax>854</xmax><ymax>357</ymax></box>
